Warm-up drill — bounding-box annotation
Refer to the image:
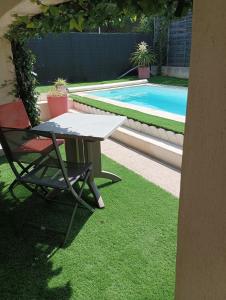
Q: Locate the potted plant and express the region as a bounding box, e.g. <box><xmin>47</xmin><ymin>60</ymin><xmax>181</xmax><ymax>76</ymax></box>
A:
<box><xmin>47</xmin><ymin>78</ymin><xmax>68</xmax><ymax>118</ymax></box>
<box><xmin>130</xmin><ymin>41</ymin><xmax>156</xmax><ymax>79</ymax></box>
<box><xmin>54</xmin><ymin>78</ymin><xmax>67</xmax><ymax>93</ymax></box>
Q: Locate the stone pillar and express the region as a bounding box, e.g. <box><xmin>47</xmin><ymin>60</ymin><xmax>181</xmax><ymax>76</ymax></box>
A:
<box><xmin>175</xmin><ymin>1</ymin><xmax>226</xmax><ymax>299</ymax></box>
<box><xmin>0</xmin><ymin>35</ymin><xmax>16</xmax><ymax>104</ymax></box>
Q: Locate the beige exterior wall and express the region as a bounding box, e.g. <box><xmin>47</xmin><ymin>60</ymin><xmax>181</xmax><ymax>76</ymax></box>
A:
<box><xmin>175</xmin><ymin>1</ymin><xmax>226</xmax><ymax>299</ymax></box>
<box><xmin>0</xmin><ymin>37</ymin><xmax>16</xmax><ymax>104</ymax></box>
<box><xmin>0</xmin><ymin>0</ymin><xmax>68</xmax><ymax>105</ymax></box>
<box><xmin>0</xmin><ymin>0</ymin><xmax>21</xmax><ymax>18</ymax></box>
<box><xmin>0</xmin><ymin>0</ymin><xmax>68</xmax><ymax>32</ymax></box>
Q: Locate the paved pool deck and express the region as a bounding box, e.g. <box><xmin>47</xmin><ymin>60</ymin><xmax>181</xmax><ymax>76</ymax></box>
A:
<box><xmin>102</xmin><ymin>138</ymin><xmax>181</xmax><ymax>198</ymax></box>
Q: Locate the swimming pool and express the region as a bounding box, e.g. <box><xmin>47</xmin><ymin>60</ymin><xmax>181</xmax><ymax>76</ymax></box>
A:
<box><xmin>87</xmin><ymin>84</ymin><xmax>188</xmax><ymax>116</ymax></box>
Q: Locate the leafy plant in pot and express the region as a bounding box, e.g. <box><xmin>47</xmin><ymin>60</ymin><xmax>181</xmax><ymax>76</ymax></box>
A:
<box><xmin>130</xmin><ymin>41</ymin><xmax>156</xmax><ymax>79</ymax></box>
<box><xmin>47</xmin><ymin>78</ymin><xmax>68</xmax><ymax>118</ymax></box>
<box><xmin>54</xmin><ymin>78</ymin><xmax>67</xmax><ymax>93</ymax></box>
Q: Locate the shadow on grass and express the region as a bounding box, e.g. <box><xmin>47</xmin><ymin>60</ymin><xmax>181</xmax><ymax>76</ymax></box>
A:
<box><xmin>0</xmin><ymin>156</ymin><xmax>94</xmax><ymax>299</ymax></box>
<box><xmin>0</xmin><ymin>154</ymin><xmax>118</xmax><ymax>299</ymax></box>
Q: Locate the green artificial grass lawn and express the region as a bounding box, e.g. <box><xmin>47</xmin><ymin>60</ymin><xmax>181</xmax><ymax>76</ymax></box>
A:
<box><xmin>72</xmin><ymin>95</ymin><xmax>185</xmax><ymax>134</ymax></box>
<box><xmin>0</xmin><ymin>154</ymin><xmax>178</xmax><ymax>300</ymax></box>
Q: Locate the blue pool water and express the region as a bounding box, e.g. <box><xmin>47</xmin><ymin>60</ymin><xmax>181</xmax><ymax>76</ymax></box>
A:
<box><xmin>88</xmin><ymin>84</ymin><xmax>188</xmax><ymax>116</ymax></box>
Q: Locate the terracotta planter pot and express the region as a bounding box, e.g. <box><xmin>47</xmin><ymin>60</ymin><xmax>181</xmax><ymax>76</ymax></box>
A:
<box><xmin>47</xmin><ymin>95</ymin><xmax>68</xmax><ymax>118</ymax></box>
<box><xmin>138</xmin><ymin>66</ymin><xmax>150</xmax><ymax>79</ymax></box>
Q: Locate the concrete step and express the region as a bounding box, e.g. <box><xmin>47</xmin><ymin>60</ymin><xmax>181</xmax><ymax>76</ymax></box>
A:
<box><xmin>102</xmin><ymin>139</ymin><xmax>181</xmax><ymax>197</ymax></box>
<box><xmin>111</xmin><ymin>127</ymin><xmax>182</xmax><ymax>169</ymax></box>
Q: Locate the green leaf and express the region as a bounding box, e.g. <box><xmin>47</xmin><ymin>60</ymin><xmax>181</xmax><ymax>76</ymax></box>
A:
<box><xmin>49</xmin><ymin>6</ymin><xmax>59</xmax><ymax>16</ymax></box>
<box><xmin>40</xmin><ymin>4</ymin><xmax>49</xmax><ymax>13</ymax></box>
<box><xmin>26</xmin><ymin>22</ymin><xmax>35</xmax><ymax>29</ymax></box>
<box><xmin>17</xmin><ymin>15</ymin><xmax>30</xmax><ymax>25</ymax></box>
<box><xmin>77</xmin><ymin>15</ymin><xmax>84</xmax><ymax>30</ymax></box>
<box><xmin>69</xmin><ymin>17</ymin><xmax>83</xmax><ymax>32</ymax></box>
<box><xmin>69</xmin><ymin>19</ymin><xmax>77</xmax><ymax>30</ymax></box>
<box><xmin>130</xmin><ymin>15</ymin><xmax>137</xmax><ymax>22</ymax></box>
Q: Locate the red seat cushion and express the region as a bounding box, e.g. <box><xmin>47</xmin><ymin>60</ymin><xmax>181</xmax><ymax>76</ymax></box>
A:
<box><xmin>16</xmin><ymin>138</ymin><xmax>64</xmax><ymax>153</ymax></box>
<box><xmin>0</xmin><ymin>100</ymin><xmax>30</xmax><ymax>129</ymax></box>
<box><xmin>0</xmin><ymin>100</ymin><xmax>64</xmax><ymax>155</ymax></box>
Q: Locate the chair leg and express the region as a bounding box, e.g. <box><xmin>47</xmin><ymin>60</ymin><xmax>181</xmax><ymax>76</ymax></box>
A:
<box><xmin>9</xmin><ymin>180</ymin><xmax>44</xmax><ymax>199</ymax></box>
<box><xmin>70</xmin><ymin>170</ymin><xmax>95</xmax><ymax>213</ymax></box>
<box><xmin>8</xmin><ymin>179</ymin><xmax>19</xmax><ymax>201</ymax></box>
<box><xmin>21</xmin><ymin>182</ymin><xmax>48</xmax><ymax>201</ymax></box>
<box><xmin>62</xmin><ymin>202</ymin><xmax>79</xmax><ymax>247</ymax></box>
<box><xmin>12</xmin><ymin>169</ymin><xmax>95</xmax><ymax>247</ymax></box>
<box><xmin>70</xmin><ymin>188</ymin><xmax>94</xmax><ymax>213</ymax></box>
<box><xmin>9</xmin><ymin>179</ymin><xmax>18</xmax><ymax>194</ymax></box>
<box><xmin>62</xmin><ymin>171</ymin><xmax>94</xmax><ymax>247</ymax></box>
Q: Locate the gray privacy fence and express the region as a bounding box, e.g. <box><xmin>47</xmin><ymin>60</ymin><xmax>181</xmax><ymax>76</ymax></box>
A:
<box><xmin>167</xmin><ymin>11</ymin><xmax>192</xmax><ymax>67</ymax></box>
<box><xmin>28</xmin><ymin>33</ymin><xmax>153</xmax><ymax>84</ymax></box>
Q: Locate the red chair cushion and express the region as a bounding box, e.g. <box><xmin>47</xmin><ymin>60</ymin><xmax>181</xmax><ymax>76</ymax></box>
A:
<box><xmin>0</xmin><ymin>100</ymin><xmax>64</xmax><ymax>155</ymax></box>
<box><xmin>17</xmin><ymin>138</ymin><xmax>64</xmax><ymax>153</ymax></box>
<box><xmin>0</xmin><ymin>100</ymin><xmax>30</xmax><ymax>129</ymax></box>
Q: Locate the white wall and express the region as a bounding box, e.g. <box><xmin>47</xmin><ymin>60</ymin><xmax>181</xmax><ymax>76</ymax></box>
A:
<box><xmin>151</xmin><ymin>66</ymin><xmax>189</xmax><ymax>79</ymax></box>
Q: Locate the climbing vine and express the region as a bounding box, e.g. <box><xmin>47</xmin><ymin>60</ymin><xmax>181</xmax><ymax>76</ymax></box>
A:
<box><xmin>154</xmin><ymin>17</ymin><xmax>170</xmax><ymax>75</ymax></box>
<box><xmin>5</xmin><ymin>0</ymin><xmax>192</xmax><ymax>125</ymax></box>
<box><xmin>11</xmin><ymin>41</ymin><xmax>39</xmax><ymax>126</ymax></box>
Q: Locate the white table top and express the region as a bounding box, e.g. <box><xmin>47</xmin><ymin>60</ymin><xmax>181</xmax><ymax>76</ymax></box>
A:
<box><xmin>33</xmin><ymin>113</ymin><xmax>126</xmax><ymax>141</ymax></box>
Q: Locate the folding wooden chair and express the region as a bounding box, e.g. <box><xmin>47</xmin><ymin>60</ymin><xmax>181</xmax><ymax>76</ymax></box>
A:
<box><xmin>0</xmin><ymin>99</ymin><xmax>31</xmax><ymax>129</ymax></box>
<box><xmin>0</xmin><ymin>99</ymin><xmax>64</xmax><ymax>191</ymax></box>
<box><xmin>0</xmin><ymin>98</ymin><xmax>63</xmax><ymax>140</ymax></box>
<box><xmin>0</xmin><ymin>127</ymin><xmax>94</xmax><ymax>247</ymax></box>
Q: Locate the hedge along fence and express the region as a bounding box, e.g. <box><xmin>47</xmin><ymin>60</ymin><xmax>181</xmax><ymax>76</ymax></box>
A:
<box><xmin>71</xmin><ymin>95</ymin><xmax>185</xmax><ymax>134</ymax></box>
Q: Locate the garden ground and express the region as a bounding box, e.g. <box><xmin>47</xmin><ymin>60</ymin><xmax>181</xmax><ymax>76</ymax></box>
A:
<box><xmin>0</xmin><ymin>75</ymin><xmax>183</xmax><ymax>299</ymax></box>
<box><xmin>0</xmin><ymin>152</ymin><xmax>178</xmax><ymax>299</ymax></box>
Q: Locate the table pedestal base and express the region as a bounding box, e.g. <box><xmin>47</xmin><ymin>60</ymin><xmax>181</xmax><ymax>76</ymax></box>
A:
<box><xmin>65</xmin><ymin>139</ymin><xmax>121</xmax><ymax>209</ymax></box>
<box><xmin>96</xmin><ymin>171</ymin><xmax>121</xmax><ymax>182</ymax></box>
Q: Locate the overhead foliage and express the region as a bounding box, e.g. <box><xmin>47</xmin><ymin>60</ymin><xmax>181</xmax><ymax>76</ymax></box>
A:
<box><xmin>154</xmin><ymin>17</ymin><xmax>171</xmax><ymax>75</ymax></box>
<box><xmin>134</xmin><ymin>15</ymin><xmax>155</xmax><ymax>33</ymax></box>
<box><xmin>6</xmin><ymin>0</ymin><xmax>192</xmax><ymax>43</ymax></box>
<box><xmin>5</xmin><ymin>0</ymin><xmax>192</xmax><ymax>125</ymax></box>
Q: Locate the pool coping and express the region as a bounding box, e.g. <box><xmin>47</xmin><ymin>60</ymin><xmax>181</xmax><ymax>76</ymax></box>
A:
<box><xmin>67</xmin><ymin>79</ymin><xmax>148</xmax><ymax>93</ymax></box>
<box><xmin>72</xmin><ymin>83</ymin><xmax>186</xmax><ymax>123</ymax></box>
